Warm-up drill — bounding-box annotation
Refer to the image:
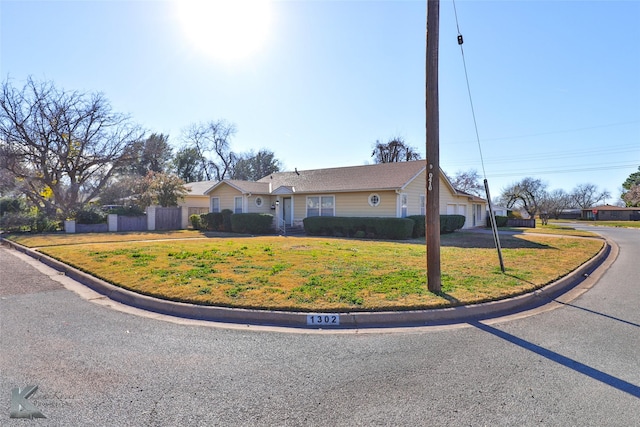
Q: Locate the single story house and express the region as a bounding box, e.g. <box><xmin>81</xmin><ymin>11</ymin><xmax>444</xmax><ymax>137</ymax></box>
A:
<box><xmin>201</xmin><ymin>161</ymin><xmax>488</xmax><ymax>230</ymax></box>
<box><xmin>491</xmin><ymin>205</ymin><xmax>510</xmax><ymax>217</ymax></box>
<box><xmin>581</xmin><ymin>205</ymin><xmax>640</xmax><ymax>221</ymax></box>
<box><xmin>180</xmin><ymin>180</ymin><xmax>217</xmax><ymax>217</ymax></box>
<box><xmin>557</xmin><ymin>209</ymin><xmax>582</xmax><ymax>220</ymax></box>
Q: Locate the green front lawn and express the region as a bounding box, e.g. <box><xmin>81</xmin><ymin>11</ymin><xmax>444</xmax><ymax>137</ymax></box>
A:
<box><xmin>6</xmin><ymin>231</ymin><xmax>604</xmax><ymax>312</ymax></box>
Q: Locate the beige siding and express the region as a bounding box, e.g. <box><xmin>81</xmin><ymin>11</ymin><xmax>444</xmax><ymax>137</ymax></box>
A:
<box><xmin>439</xmin><ymin>180</ymin><xmax>459</xmax><ymax>214</ymax></box>
<box><xmin>401</xmin><ymin>171</ymin><xmax>427</xmax><ymax>216</ymax></box>
<box><xmin>335</xmin><ymin>191</ymin><xmax>397</xmax><ymax>217</ymax></box>
<box><xmin>292</xmin><ymin>195</ymin><xmax>306</xmax><ymax>225</ymax></box>
<box><xmin>208</xmin><ymin>184</ymin><xmax>242</xmax><ymax>212</ymax></box>
<box><xmin>205</xmin><ymin>171</ymin><xmax>487</xmax><ymax>229</ymax></box>
<box><xmin>179</xmin><ymin>195</ymin><xmax>210</xmax><ymax>209</ymax></box>
<box><xmin>246</xmin><ymin>195</ymin><xmax>273</xmax><ymax>214</ymax></box>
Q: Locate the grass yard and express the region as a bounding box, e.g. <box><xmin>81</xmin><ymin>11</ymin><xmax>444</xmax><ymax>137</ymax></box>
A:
<box><xmin>6</xmin><ymin>230</ymin><xmax>210</xmax><ymax>247</ymax></box>
<box><xmin>7</xmin><ymin>230</ymin><xmax>604</xmax><ymax>312</ymax></box>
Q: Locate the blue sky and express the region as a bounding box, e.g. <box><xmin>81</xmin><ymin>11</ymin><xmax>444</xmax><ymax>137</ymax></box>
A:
<box><xmin>1</xmin><ymin>0</ymin><xmax>639</xmax><ymax>203</ymax></box>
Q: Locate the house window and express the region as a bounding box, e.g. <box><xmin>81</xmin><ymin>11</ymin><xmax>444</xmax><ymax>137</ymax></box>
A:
<box><xmin>255</xmin><ymin>196</ymin><xmax>263</xmax><ymax>207</ymax></box>
<box><xmin>211</xmin><ymin>197</ymin><xmax>220</xmax><ymax>213</ymax></box>
<box><xmin>234</xmin><ymin>196</ymin><xmax>243</xmax><ymax>214</ymax></box>
<box><xmin>420</xmin><ymin>195</ymin><xmax>426</xmax><ymax>215</ymax></box>
<box><xmin>401</xmin><ymin>194</ymin><xmax>408</xmax><ymax>218</ymax></box>
<box><xmin>307</xmin><ymin>196</ymin><xmax>334</xmax><ymax>217</ymax></box>
<box><xmin>368</xmin><ymin>193</ymin><xmax>381</xmax><ymax>207</ymax></box>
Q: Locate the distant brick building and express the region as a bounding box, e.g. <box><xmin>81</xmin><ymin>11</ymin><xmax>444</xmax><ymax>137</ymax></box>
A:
<box><xmin>581</xmin><ymin>205</ymin><xmax>640</xmax><ymax>221</ymax></box>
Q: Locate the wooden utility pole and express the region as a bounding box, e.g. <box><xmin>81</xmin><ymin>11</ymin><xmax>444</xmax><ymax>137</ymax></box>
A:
<box><xmin>425</xmin><ymin>0</ymin><xmax>441</xmax><ymax>293</ymax></box>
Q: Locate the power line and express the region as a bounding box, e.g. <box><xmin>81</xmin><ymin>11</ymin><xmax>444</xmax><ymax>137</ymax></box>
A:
<box><xmin>485</xmin><ymin>163</ymin><xmax>638</xmax><ymax>178</ymax></box>
<box><xmin>443</xmin><ymin>144</ymin><xmax>639</xmax><ymax>167</ymax></box>
<box><xmin>451</xmin><ymin>0</ymin><xmax>486</xmax><ymax>179</ymax></box>
<box><xmin>451</xmin><ymin>0</ymin><xmax>505</xmax><ymax>273</ymax></box>
<box><xmin>448</xmin><ymin>120</ymin><xmax>640</xmax><ymax>145</ymax></box>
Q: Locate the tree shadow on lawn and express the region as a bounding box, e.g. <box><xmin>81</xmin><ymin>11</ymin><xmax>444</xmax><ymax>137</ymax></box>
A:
<box><xmin>440</xmin><ymin>231</ymin><xmax>554</xmax><ymax>250</ymax></box>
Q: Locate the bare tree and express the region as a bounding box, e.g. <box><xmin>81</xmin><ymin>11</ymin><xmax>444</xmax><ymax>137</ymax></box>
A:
<box><xmin>449</xmin><ymin>169</ymin><xmax>483</xmax><ymax>196</ymax></box>
<box><xmin>0</xmin><ymin>78</ymin><xmax>143</xmax><ymax>218</ymax></box>
<box><xmin>500</xmin><ymin>177</ymin><xmax>548</xmax><ymax>218</ymax></box>
<box><xmin>571</xmin><ymin>183</ymin><xmax>610</xmax><ymax>208</ymax></box>
<box><xmin>181</xmin><ymin>120</ymin><xmax>237</xmax><ymax>181</ymax></box>
<box><xmin>371</xmin><ymin>137</ymin><xmax>421</xmax><ymax>163</ymax></box>
<box><xmin>539</xmin><ymin>189</ymin><xmax>572</xmax><ymax>222</ymax></box>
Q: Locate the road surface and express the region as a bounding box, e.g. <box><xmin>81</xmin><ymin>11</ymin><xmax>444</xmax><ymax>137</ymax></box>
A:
<box><xmin>1</xmin><ymin>225</ymin><xmax>638</xmax><ymax>425</ymax></box>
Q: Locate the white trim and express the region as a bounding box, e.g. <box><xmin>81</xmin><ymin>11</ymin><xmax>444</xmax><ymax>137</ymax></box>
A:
<box><xmin>368</xmin><ymin>193</ymin><xmax>381</xmax><ymax>207</ymax></box>
<box><xmin>400</xmin><ymin>193</ymin><xmax>408</xmax><ymax>218</ymax></box>
<box><xmin>211</xmin><ymin>197</ymin><xmax>220</xmax><ymax>213</ymax></box>
<box><xmin>306</xmin><ymin>195</ymin><xmax>335</xmax><ymax>217</ymax></box>
<box><xmin>234</xmin><ymin>196</ymin><xmax>243</xmax><ymax>214</ymax></box>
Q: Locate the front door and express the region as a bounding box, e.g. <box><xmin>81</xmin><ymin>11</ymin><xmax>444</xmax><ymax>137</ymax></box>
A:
<box><xmin>284</xmin><ymin>198</ymin><xmax>292</xmax><ymax>226</ymax></box>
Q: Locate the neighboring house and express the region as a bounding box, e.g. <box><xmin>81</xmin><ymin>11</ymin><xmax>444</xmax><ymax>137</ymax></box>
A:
<box><xmin>490</xmin><ymin>205</ymin><xmax>510</xmax><ymax>217</ymax></box>
<box><xmin>180</xmin><ymin>180</ymin><xmax>217</xmax><ymax>217</ymax></box>
<box><xmin>581</xmin><ymin>205</ymin><xmax>640</xmax><ymax>221</ymax></box>
<box><xmin>203</xmin><ymin>161</ymin><xmax>488</xmax><ymax>230</ymax></box>
<box><xmin>557</xmin><ymin>209</ymin><xmax>582</xmax><ymax>220</ymax></box>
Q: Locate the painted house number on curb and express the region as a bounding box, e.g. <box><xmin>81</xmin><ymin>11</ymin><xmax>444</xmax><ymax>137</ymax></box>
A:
<box><xmin>306</xmin><ymin>314</ymin><xmax>340</xmax><ymax>326</ymax></box>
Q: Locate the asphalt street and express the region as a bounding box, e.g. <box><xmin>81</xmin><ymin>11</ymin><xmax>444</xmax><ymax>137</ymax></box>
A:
<box><xmin>1</xmin><ymin>225</ymin><xmax>639</xmax><ymax>426</ymax></box>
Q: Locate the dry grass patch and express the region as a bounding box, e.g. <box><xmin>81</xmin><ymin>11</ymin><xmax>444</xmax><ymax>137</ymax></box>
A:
<box><xmin>34</xmin><ymin>233</ymin><xmax>604</xmax><ymax>312</ymax></box>
<box><xmin>6</xmin><ymin>230</ymin><xmax>209</xmax><ymax>247</ymax></box>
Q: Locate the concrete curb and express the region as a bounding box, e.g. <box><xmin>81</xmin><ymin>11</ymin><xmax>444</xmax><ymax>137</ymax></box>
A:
<box><xmin>1</xmin><ymin>236</ymin><xmax>612</xmax><ymax>329</ymax></box>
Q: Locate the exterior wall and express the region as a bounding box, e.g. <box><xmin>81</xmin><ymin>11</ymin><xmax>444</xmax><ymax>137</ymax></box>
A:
<box><xmin>246</xmin><ymin>194</ymin><xmax>273</xmax><ymax>214</ymax></box>
<box><xmin>209</xmin><ymin>184</ymin><xmax>242</xmax><ymax>212</ymax></box>
<box><xmin>438</xmin><ymin>180</ymin><xmax>487</xmax><ymax>229</ymax></box>
<box><xmin>335</xmin><ymin>191</ymin><xmax>398</xmax><ymax>217</ymax></box>
<box><xmin>439</xmin><ymin>180</ymin><xmax>460</xmax><ymax>215</ymax></box>
<box><xmin>401</xmin><ymin>171</ymin><xmax>427</xmax><ymax>216</ymax></box>
<box><xmin>206</xmin><ymin>172</ymin><xmax>487</xmax><ymax>229</ymax></box>
<box><xmin>180</xmin><ymin>195</ymin><xmax>210</xmax><ymax>217</ymax></box>
<box><xmin>179</xmin><ymin>195</ymin><xmax>209</xmax><ymax>209</ymax></box>
<box><xmin>287</xmin><ymin>191</ymin><xmax>399</xmax><ymax>224</ymax></box>
<box><xmin>292</xmin><ymin>195</ymin><xmax>307</xmax><ymax>226</ymax></box>
<box><xmin>583</xmin><ymin>209</ymin><xmax>639</xmax><ymax>221</ymax></box>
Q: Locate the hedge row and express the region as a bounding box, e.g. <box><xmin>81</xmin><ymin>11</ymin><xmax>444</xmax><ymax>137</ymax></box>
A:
<box><xmin>304</xmin><ymin>215</ymin><xmax>466</xmax><ymax>239</ymax></box>
<box><xmin>440</xmin><ymin>215</ymin><xmax>466</xmax><ymax>233</ymax></box>
<box><xmin>486</xmin><ymin>215</ymin><xmax>509</xmax><ymax>228</ymax></box>
<box><xmin>230</xmin><ymin>213</ymin><xmax>274</xmax><ymax>234</ymax></box>
<box><xmin>406</xmin><ymin>215</ymin><xmax>466</xmax><ymax>236</ymax></box>
<box><xmin>192</xmin><ymin>212</ymin><xmax>467</xmax><ymax>239</ymax></box>
<box><xmin>303</xmin><ymin>216</ymin><xmax>411</xmax><ymax>240</ymax></box>
<box><xmin>195</xmin><ymin>211</ymin><xmax>274</xmax><ymax>234</ymax></box>
<box><xmin>198</xmin><ymin>209</ymin><xmax>233</xmax><ymax>232</ymax></box>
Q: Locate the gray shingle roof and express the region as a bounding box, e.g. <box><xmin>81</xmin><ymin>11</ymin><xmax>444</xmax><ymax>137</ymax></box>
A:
<box><xmin>184</xmin><ymin>180</ymin><xmax>217</xmax><ymax>196</ymax></box>
<box><xmin>257</xmin><ymin>161</ymin><xmax>427</xmax><ymax>193</ymax></box>
<box><xmin>223</xmin><ymin>180</ymin><xmax>271</xmax><ymax>194</ymax></box>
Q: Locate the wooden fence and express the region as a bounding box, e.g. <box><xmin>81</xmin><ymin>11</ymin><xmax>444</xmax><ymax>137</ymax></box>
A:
<box><xmin>118</xmin><ymin>215</ymin><xmax>148</xmax><ymax>232</ymax></box>
<box><xmin>507</xmin><ymin>218</ymin><xmax>536</xmax><ymax>228</ymax></box>
<box><xmin>155</xmin><ymin>207</ymin><xmax>182</xmax><ymax>230</ymax></box>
